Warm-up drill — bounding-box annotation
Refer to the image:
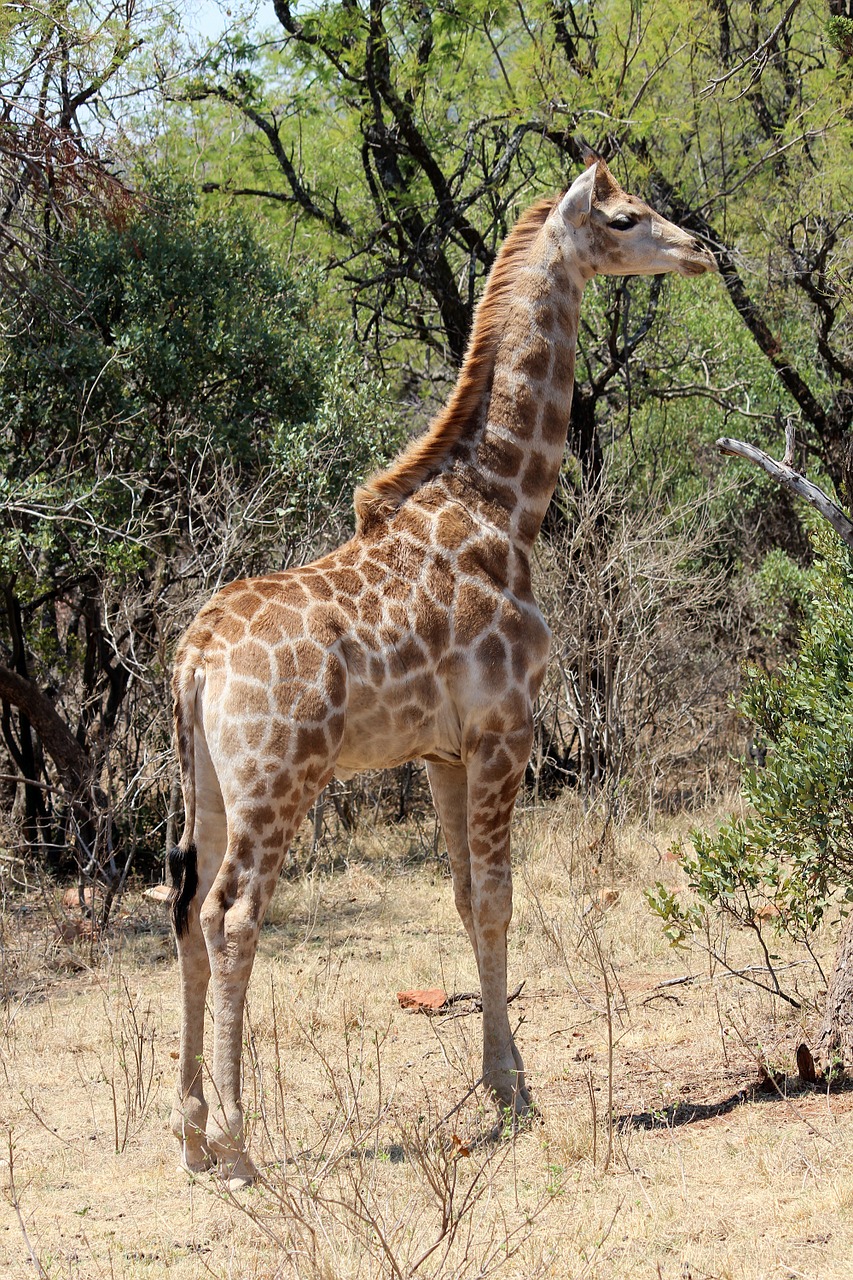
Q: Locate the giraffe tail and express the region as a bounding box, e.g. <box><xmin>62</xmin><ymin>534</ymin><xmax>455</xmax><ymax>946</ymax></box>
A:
<box><xmin>169</xmin><ymin>656</ymin><xmax>199</xmax><ymax>939</ymax></box>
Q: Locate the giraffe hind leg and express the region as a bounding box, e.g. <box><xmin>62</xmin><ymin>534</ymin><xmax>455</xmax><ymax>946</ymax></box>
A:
<box><xmin>169</xmin><ymin>841</ymin><xmax>212</xmax><ymax>1173</ymax></box>
<box><xmin>201</xmin><ymin>771</ymin><xmax>334</xmax><ymax>1189</ymax></box>
<box><xmin>171</xmin><ymin>736</ymin><xmax>229</xmax><ymax>1175</ymax></box>
<box><xmin>171</xmin><ymin>862</ymin><xmax>217</xmax><ymax>1173</ymax></box>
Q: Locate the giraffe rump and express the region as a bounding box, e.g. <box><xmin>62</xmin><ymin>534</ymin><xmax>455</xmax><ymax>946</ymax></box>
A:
<box><xmin>353</xmin><ymin>196</ymin><xmax>558</xmax><ymax>531</ymax></box>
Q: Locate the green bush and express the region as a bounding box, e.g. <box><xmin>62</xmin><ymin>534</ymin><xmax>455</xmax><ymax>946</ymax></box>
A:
<box><xmin>650</xmin><ymin>526</ymin><xmax>853</xmax><ymax>948</ymax></box>
<box><xmin>0</xmin><ymin>176</ymin><xmax>401</xmax><ymax>877</ymax></box>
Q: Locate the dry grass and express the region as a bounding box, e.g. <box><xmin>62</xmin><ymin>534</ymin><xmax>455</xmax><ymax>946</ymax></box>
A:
<box><xmin>0</xmin><ymin>796</ymin><xmax>851</xmax><ymax>1279</ymax></box>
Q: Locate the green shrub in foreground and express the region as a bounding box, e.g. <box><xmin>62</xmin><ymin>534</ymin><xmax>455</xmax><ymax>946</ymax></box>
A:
<box><xmin>650</xmin><ymin>527</ymin><xmax>853</xmax><ymax>949</ymax></box>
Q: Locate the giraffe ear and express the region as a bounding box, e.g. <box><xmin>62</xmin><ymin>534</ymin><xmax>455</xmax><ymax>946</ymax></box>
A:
<box><xmin>559</xmin><ymin>165</ymin><xmax>598</xmax><ymax>228</ymax></box>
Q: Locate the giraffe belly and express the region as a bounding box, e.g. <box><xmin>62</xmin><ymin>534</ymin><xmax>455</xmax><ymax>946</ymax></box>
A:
<box><xmin>333</xmin><ymin>731</ymin><xmax>459</xmax><ymax>779</ymax></box>
<box><xmin>333</xmin><ymin>742</ymin><xmax>461</xmax><ymax>782</ymax></box>
<box><xmin>333</xmin><ymin>690</ymin><xmax>462</xmax><ymax>780</ymax></box>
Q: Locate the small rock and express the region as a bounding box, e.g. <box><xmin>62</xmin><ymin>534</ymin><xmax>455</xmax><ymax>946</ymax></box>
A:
<box><xmin>61</xmin><ymin>886</ymin><xmax>95</xmax><ymax>911</ymax></box>
<box><xmin>144</xmin><ymin>884</ymin><xmax>172</xmax><ymax>904</ymax></box>
<box><xmin>397</xmin><ymin>988</ymin><xmax>448</xmax><ymax>1013</ymax></box>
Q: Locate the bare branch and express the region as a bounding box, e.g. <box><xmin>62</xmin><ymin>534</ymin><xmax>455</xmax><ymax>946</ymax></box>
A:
<box><xmin>701</xmin><ymin>0</ymin><xmax>803</xmax><ymax>98</ymax></box>
<box><xmin>717</xmin><ymin>435</ymin><xmax>853</xmax><ymax>547</ymax></box>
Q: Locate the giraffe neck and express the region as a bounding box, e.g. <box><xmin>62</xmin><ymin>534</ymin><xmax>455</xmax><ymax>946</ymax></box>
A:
<box><xmin>453</xmin><ymin>219</ymin><xmax>584</xmax><ymax>550</ymax></box>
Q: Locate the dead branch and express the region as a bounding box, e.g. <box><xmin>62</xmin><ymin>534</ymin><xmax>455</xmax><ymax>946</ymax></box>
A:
<box><xmin>717</xmin><ymin>435</ymin><xmax>853</xmax><ymax>548</ymax></box>
<box><xmin>438</xmin><ymin>981</ymin><xmax>525</xmax><ymax>1022</ymax></box>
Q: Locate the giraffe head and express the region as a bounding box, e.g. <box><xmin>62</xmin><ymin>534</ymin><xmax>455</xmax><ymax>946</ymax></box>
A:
<box><xmin>558</xmin><ymin>155</ymin><xmax>717</xmax><ymax>279</ymax></box>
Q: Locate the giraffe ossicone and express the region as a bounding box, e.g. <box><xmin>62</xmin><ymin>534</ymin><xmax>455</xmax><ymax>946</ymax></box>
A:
<box><xmin>169</xmin><ymin>157</ymin><xmax>716</xmax><ymax>1188</ymax></box>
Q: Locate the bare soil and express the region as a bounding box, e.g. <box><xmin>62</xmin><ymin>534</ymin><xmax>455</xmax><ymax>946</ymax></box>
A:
<box><xmin>0</xmin><ymin>798</ymin><xmax>850</xmax><ymax>1279</ymax></box>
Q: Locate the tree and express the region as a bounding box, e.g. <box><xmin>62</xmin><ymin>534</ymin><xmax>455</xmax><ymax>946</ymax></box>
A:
<box><xmin>170</xmin><ymin>1</ymin><xmax>852</xmax><ymax>487</ymax></box>
<box><xmin>533</xmin><ymin>468</ymin><xmax>730</xmax><ymax>804</ymax></box>
<box><xmin>169</xmin><ymin>0</ymin><xmax>719</xmax><ymax>490</ymax></box>
<box><xmin>0</xmin><ymin>1</ymin><xmax>162</xmax><ymax>307</ymax></box>
<box><xmin>0</xmin><ymin>176</ymin><xmax>398</xmax><ymax>900</ymax></box>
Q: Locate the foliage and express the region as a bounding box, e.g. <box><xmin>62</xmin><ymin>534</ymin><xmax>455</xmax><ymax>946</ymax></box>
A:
<box><xmin>649</xmin><ymin>527</ymin><xmax>853</xmax><ymax>950</ymax></box>
<box><xmin>164</xmin><ymin>0</ymin><xmax>853</xmax><ymax>508</ymax></box>
<box><xmin>0</xmin><ymin>177</ymin><xmax>399</xmax><ymax>884</ymax></box>
<box><xmin>0</xmin><ymin>0</ymin><xmax>170</xmax><ymax>304</ymax></box>
<box><xmin>0</xmin><ymin>174</ymin><xmax>394</xmax><ymax>607</ymax></box>
<box><xmin>827</xmin><ymin>16</ymin><xmax>853</xmax><ymax>60</ymax></box>
<box><xmin>747</xmin><ymin>545</ymin><xmax>814</xmax><ymax>646</ymax></box>
<box><xmin>3</xmin><ymin>179</ymin><xmax>322</xmax><ymax>545</ymax></box>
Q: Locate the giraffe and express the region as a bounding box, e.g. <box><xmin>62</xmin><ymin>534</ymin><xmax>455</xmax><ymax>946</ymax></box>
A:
<box><xmin>169</xmin><ymin>155</ymin><xmax>716</xmax><ymax>1187</ymax></box>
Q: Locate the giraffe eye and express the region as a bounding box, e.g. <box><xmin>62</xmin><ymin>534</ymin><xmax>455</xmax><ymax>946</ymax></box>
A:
<box><xmin>608</xmin><ymin>214</ymin><xmax>636</xmax><ymax>231</ymax></box>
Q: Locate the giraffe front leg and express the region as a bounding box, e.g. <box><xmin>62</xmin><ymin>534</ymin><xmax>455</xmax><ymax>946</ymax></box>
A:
<box><xmin>466</xmin><ymin>731</ymin><xmax>533</xmax><ymax>1120</ymax></box>
<box><xmin>473</xmin><ymin>857</ymin><xmax>532</xmax><ymax>1117</ymax></box>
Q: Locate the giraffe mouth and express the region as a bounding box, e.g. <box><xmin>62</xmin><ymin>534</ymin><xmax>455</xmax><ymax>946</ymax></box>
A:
<box><xmin>679</xmin><ymin>252</ymin><xmax>718</xmax><ymax>277</ymax></box>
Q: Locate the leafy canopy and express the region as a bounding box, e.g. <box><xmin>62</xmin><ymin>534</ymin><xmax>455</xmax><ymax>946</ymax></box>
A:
<box><xmin>0</xmin><ymin>175</ymin><xmax>399</xmax><ymax>593</ymax></box>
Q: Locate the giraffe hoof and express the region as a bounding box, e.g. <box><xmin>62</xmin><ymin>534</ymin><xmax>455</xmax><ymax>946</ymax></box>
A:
<box><xmin>179</xmin><ymin>1142</ymin><xmax>215</xmax><ymax>1176</ymax></box>
<box><xmin>485</xmin><ymin>1069</ymin><xmax>532</xmax><ymax>1113</ymax></box>
<box><xmin>488</xmin><ymin>1099</ymin><xmax>537</xmax><ymax>1141</ymax></box>
<box><xmin>214</xmin><ymin>1151</ymin><xmax>260</xmax><ymax>1192</ymax></box>
<box><xmin>485</xmin><ymin>1072</ymin><xmax>536</xmax><ymax>1133</ymax></box>
<box><xmin>220</xmin><ymin>1160</ymin><xmax>259</xmax><ymax>1192</ymax></box>
<box><xmin>224</xmin><ymin>1171</ymin><xmax>257</xmax><ymax>1193</ymax></box>
<box><xmin>515</xmin><ymin>1094</ymin><xmax>539</xmax><ymax>1124</ymax></box>
<box><xmin>515</xmin><ymin>1083</ymin><xmax>534</xmax><ymax>1114</ymax></box>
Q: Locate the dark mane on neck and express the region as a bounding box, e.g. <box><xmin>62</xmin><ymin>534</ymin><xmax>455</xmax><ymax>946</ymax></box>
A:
<box><xmin>354</xmin><ymin>195</ymin><xmax>558</xmax><ymax>531</ymax></box>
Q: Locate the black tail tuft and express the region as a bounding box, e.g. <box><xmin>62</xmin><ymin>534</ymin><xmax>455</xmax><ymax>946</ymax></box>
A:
<box><xmin>168</xmin><ymin>843</ymin><xmax>198</xmax><ymax>938</ymax></box>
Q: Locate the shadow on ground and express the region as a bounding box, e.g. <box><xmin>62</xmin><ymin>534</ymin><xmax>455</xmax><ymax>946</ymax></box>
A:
<box><xmin>618</xmin><ymin>1072</ymin><xmax>853</xmax><ymax>1131</ymax></box>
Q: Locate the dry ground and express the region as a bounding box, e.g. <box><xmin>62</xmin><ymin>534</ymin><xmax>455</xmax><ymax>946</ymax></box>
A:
<box><xmin>0</xmin><ymin>798</ymin><xmax>850</xmax><ymax>1279</ymax></box>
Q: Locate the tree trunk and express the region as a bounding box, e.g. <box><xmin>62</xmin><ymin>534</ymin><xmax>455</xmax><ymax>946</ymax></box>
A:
<box><xmin>0</xmin><ymin>662</ymin><xmax>91</xmax><ymax>793</ymax></box>
<box><xmin>820</xmin><ymin>912</ymin><xmax>853</xmax><ymax>1076</ymax></box>
<box><xmin>0</xmin><ymin>661</ymin><xmax>110</xmax><ymax>877</ymax></box>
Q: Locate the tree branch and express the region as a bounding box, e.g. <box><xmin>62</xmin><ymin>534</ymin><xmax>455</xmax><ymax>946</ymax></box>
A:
<box><xmin>642</xmin><ymin>165</ymin><xmax>832</xmax><ymax>442</ymax></box>
<box><xmin>717</xmin><ymin>435</ymin><xmax>853</xmax><ymax>547</ymax></box>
